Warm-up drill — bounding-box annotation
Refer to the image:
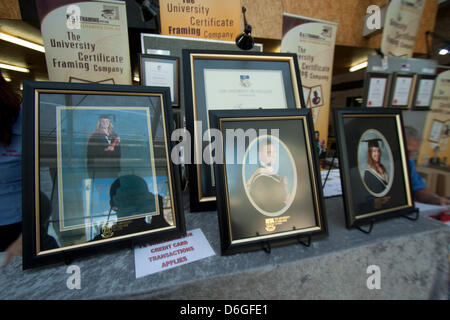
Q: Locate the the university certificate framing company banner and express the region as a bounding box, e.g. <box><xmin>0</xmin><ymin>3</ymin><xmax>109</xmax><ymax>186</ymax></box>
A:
<box><xmin>36</xmin><ymin>0</ymin><xmax>132</xmax><ymax>84</ymax></box>
<box><xmin>159</xmin><ymin>0</ymin><xmax>240</xmax><ymax>41</ymax></box>
<box><xmin>380</xmin><ymin>0</ymin><xmax>426</xmax><ymax>58</ymax></box>
<box><xmin>281</xmin><ymin>13</ymin><xmax>337</xmax><ymax>149</ymax></box>
<box><xmin>418</xmin><ymin>69</ymin><xmax>450</xmax><ymax>167</ymax></box>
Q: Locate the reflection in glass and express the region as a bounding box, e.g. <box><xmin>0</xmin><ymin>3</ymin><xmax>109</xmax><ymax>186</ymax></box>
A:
<box><xmin>37</xmin><ymin>93</ymin><xmax>175</xmax><ymax>252</ymax></box>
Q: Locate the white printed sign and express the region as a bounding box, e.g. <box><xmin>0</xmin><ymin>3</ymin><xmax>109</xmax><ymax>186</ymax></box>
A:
<box><xmin>134</xmin><ymin>228</ymin><xmax>215</xmax><ymax>278</ymax></box>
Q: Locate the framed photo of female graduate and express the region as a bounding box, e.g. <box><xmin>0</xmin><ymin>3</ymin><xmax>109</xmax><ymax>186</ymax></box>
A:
<box><xmin>334</xmin><ymin>108</ymin><xmax>415</xmax><ymax>229</ymax></box>
<box><xmin>21</xmin><ymin>81</ymin><xmax>185</xmax><ymax>269</ymax></box>
<box><xmin>183</xmin><ymin>49</ymin><xmax>304</xmax><ymax>212</ymax></box>
<box><xmin>209</xmin><ymin>109</ymin><xmax>327</xmax><ymax>255</ymax></box>
<box><xmin>139</xmin><ymin>54</ymin><xmax>180</xmax><ymax>107</ymax></box>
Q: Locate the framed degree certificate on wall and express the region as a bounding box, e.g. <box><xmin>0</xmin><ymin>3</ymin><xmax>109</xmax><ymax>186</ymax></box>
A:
<box><xmin>364</xmin><ymin>73</ymin><xmax>390</xmax><ymax>108</ymax></box>
<box><xmin>412</xmin><ymin>74</ymin><xmax>436</xmax><ymax>110</ymax></box>
<box><xmin>389</xmin><ymin>73</ymin><xmax>414</xmax><ymax>109</ymax></box>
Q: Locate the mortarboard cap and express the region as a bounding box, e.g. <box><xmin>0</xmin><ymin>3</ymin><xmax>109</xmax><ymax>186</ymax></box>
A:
<box><xmin>362</xmin><ymin>138</ymin><xmax>383</xmax><ymax>149</ymax></box>
<box><xmin>98</xmin><ymin>114</ymin><xmax>116</xmax><ymax>122</ymax></box>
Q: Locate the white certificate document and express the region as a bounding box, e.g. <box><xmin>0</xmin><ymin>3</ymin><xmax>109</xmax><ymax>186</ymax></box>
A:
<box><xmin>415</xmin><ymin>79</ymin><xmax>435</xmax><ymax>107</ymax></box>
<box><xmin>366</xmin><ymin>77</ymin><xmax>387</xmax><ymax>107</ymax></box>
<box><xmin>204</xmin><ymin>69</ymin><xmax>287</xmax><ymax>110</ymax></box>
<box><xmin>145</xmin><ymin>61</ymin><xmax>174</xmax><ymax>102</ymax></box>
<box><xmin>392</xmin><ymin>77</ymin><xmax>413</xmax><ymax>106</ymax></box>
<box><xmin>429</xmin><ymin>120</ymin><xmax>443</xmax><ymax>142</ymax></box>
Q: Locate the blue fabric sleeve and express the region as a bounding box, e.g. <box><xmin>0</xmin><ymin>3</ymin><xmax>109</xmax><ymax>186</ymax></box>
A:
<box><xmin>0</xmin><ymin>109</ymin><xmax>22</xmax><ymax>226</ymax></box>
<box><xmin>408</xmin><ymin>159</ymin><xmax>426</xmax><ymax>193</ymax></box>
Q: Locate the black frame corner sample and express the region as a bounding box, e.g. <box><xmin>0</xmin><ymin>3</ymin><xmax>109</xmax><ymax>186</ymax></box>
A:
<box><xmin>388</xmin><ymin>73</ymin><xmax>415</xmax><ymax>109</ymax></box>
<box><xmin>209</xmin><ymin>108</ymin><xmax>327</xmax><ymax>255</ymax></box>
<box><xmin>412</xmin><ymin>74</ymin><xmax>436</xmax><ymax>110</ymax></box>
<box><xmin>333</xmin><ymin>108</ymin><xmax>415</xmax><ymax>229</ymax></box>
<box><xmin>183</xmin><ymin>49</ymin><xmax>305</xmax><ymax>212</ymax></box>
<box><xmin>363</xmin><ymin>72</ymin><xmax>390</xmax><ymax>108</ymax></box>
<box><xmin>139</xmin><ymin>54</ymin><xmax>180</xmax><ymax>107</ymax></box>
<box><xmin>21</xmin><ymin>80</ymin><xmax>185</xmax><ymax>269</ymax></box>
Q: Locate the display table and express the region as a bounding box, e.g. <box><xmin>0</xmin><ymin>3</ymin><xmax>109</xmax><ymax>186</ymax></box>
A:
<box><xmin>0</xmin><ymin>196</ymin><xmax>448</xmax><ymax>300</ymax></box>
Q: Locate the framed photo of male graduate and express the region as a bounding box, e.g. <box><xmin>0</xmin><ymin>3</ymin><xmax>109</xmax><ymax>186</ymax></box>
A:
<box><xmin>334</xmin><ymin>108</ymin><xmax>415</xmax><ymax>229</ymax></box>
<box><xmin>209</xmin><ymin>109</ymin><xmax>327</xmax><ymax>255</ymax></box>
<box><xmin>183</xmin><ymin>49</ymin><xmax>305</xmax><ymax>212</ymax></box>
<box><xmin>21</xmin><ymin>81</ymin><xmax>185</xmax><ymax>269</ymax></box>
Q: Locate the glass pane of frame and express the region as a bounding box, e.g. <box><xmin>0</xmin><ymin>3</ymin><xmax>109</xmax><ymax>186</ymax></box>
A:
<box><xmin>22</xmin><ymin>81</ymin><xmax>185</xmax><ymax>269</ymax></box>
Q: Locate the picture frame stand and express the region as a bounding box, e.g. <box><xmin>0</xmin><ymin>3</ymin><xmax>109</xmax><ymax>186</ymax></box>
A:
<box><xmin>262</xmin><ymin>242</ymin><xmax>272</xmax><ymax>254</ymax></box>
<box><xmin>297</xmin><ymin>234</ymin><xmax>312</xmax><ymax>248</ymax></box>
<box><xmin>401</xmin><ymin>208</ymin><xmax>419</xmax><ymax>221</ymax></box>
<box><xmin>62</xmin><ymin>251</ymin><xmax>74</xmax><ymax>266</ymax></box>
<box><xmin>355</xmin><ymin>219</ymin><xmax>375</xmax><ymax>235</ymax></box>
<box><xmin>322</xmin><ymin>151</ymin><xmax>337</xmax><ymax>189</ymax></box>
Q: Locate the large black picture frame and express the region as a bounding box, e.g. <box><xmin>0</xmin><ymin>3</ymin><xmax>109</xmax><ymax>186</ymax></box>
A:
<box><xmin>334</xmin><ymin>108</ymin><xmax>415</xmax><ymax>229</ymax></box>
<box><xmin>209</xmin><ymin>109</ymin><xmax>327</xmax><ymax>255</ymax></box>
<box><xmin>183</xmin><ymin>49</ymin><xmax>305</xmax><ymax>212</ymax></box>
<box><xmin>22</xmin><ymin>81</ymin><xmax>185</xmax><ymax>269</ymax></box>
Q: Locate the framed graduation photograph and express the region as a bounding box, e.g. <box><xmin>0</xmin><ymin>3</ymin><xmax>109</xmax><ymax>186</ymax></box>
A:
<box><xmin>334</xmin><ymin>108</ymin><xmax>415</xmax><ymax>229</ymax></box>
<box><xmin>183</xmin><ymin>49</ymin><xmax>305</xmax><ymax>212</ymax></box>
<box><xmin>412</xmin><ymin>74</ymin><xmax>436</xmax><ymax>110</ymax></box>
<box><xmin>139</xmin><ymin>54</ymin><xmax>180</xmax><ymax>107</ymax></box>
<box><xmin>21</xmin><ymin>81</ymin><xmax>185</xmax><ymax>269</ymax></box>
<box><xmin>209</xmin><ymin>109</ymin><xmax>327</xmax><ymax>255</ymax></box>
<box><xmin>388</xmin><ymin>73</ymin><xmax>414</xmax><ymax>109</ymax></box>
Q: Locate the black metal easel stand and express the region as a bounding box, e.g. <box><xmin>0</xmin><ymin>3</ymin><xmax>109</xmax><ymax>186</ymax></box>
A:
<box><xmin>322</xmin><ymin>152</ymin><xmax>337</xmax><ymax>189</ymax></box>
<box><xmin>258</xmin><ymin>233</ymin><xmax>312</xmax><ymax>254</ymax></box>
<box><xmin>297</xmin><ymin>235</ymin><xmax>312</xmax><ymax>248</ymax></box>
<box><xmin>355</xmin><ymin>219</ymin><xmax>375</xmax><ymax>234</ymax></box>
<box><xmin>401</xmin><ymin>208</ymin><xmax>420</xmax><ymax>221</ymax></box>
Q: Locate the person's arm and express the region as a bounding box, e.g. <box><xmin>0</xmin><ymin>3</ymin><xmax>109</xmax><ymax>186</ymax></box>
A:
<box><xmin>414</xmin><ymin>189</ymin><xmax>450</xmax><ymax>206</ymax></box>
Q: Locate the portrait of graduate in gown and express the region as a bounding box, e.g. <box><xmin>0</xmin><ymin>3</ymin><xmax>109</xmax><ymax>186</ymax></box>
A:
<box><xmin>86</xmin><ymin>114</ymin><xmax>121</xmax><ymax>180</ymax></box>
<box><xmin>358</xmin><ymin>131</ymin><xmax>394</xmax><ymax>197</ymax></box>
<box><xmin>244</xmin><ymin>137</ymin><xmax>295</xmax><ymax>216</ymax></box>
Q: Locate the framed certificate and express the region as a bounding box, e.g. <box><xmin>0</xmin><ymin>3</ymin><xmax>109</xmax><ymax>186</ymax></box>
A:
<box><xmin>428</xmin><ymin>119</ymin><xmax>444</xmax><ymax>143</ymax></box>
<box><xmin>334</xmin><ymin>108</ymin><xmax>415</xmax><ymax>229</ymax></box>
<box><xmin>412</xmin><ymin>74</ymin><xmax>436</xmax><ymax>110</ymax></box>
<box><xmin>364</xmin><ymin>73</ymin><xmax>390</xmax><ymax>108</ymax></box>
<box><xmin>209</xmin><ymin>109</ymin><xmax>327</xmax><ymax>255</ymax></box>
<box><xmin>183</xmin><ymin>49</ymin><xmax>304</xmax><ymax>212</ymax></box>
<box><xmin>22</xmin><ymin>81</ymin><xmax>185</xmax><ymax>269</ymax></box>
<box><xmin>389</xmin><ymin>73</ymin><xmax>414</xmax><ymax>109</ymax></box>
<box><xmin>139</xmin><ymin>54</ymin><xmax>180</xmax><ymax>107</ymax></box>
